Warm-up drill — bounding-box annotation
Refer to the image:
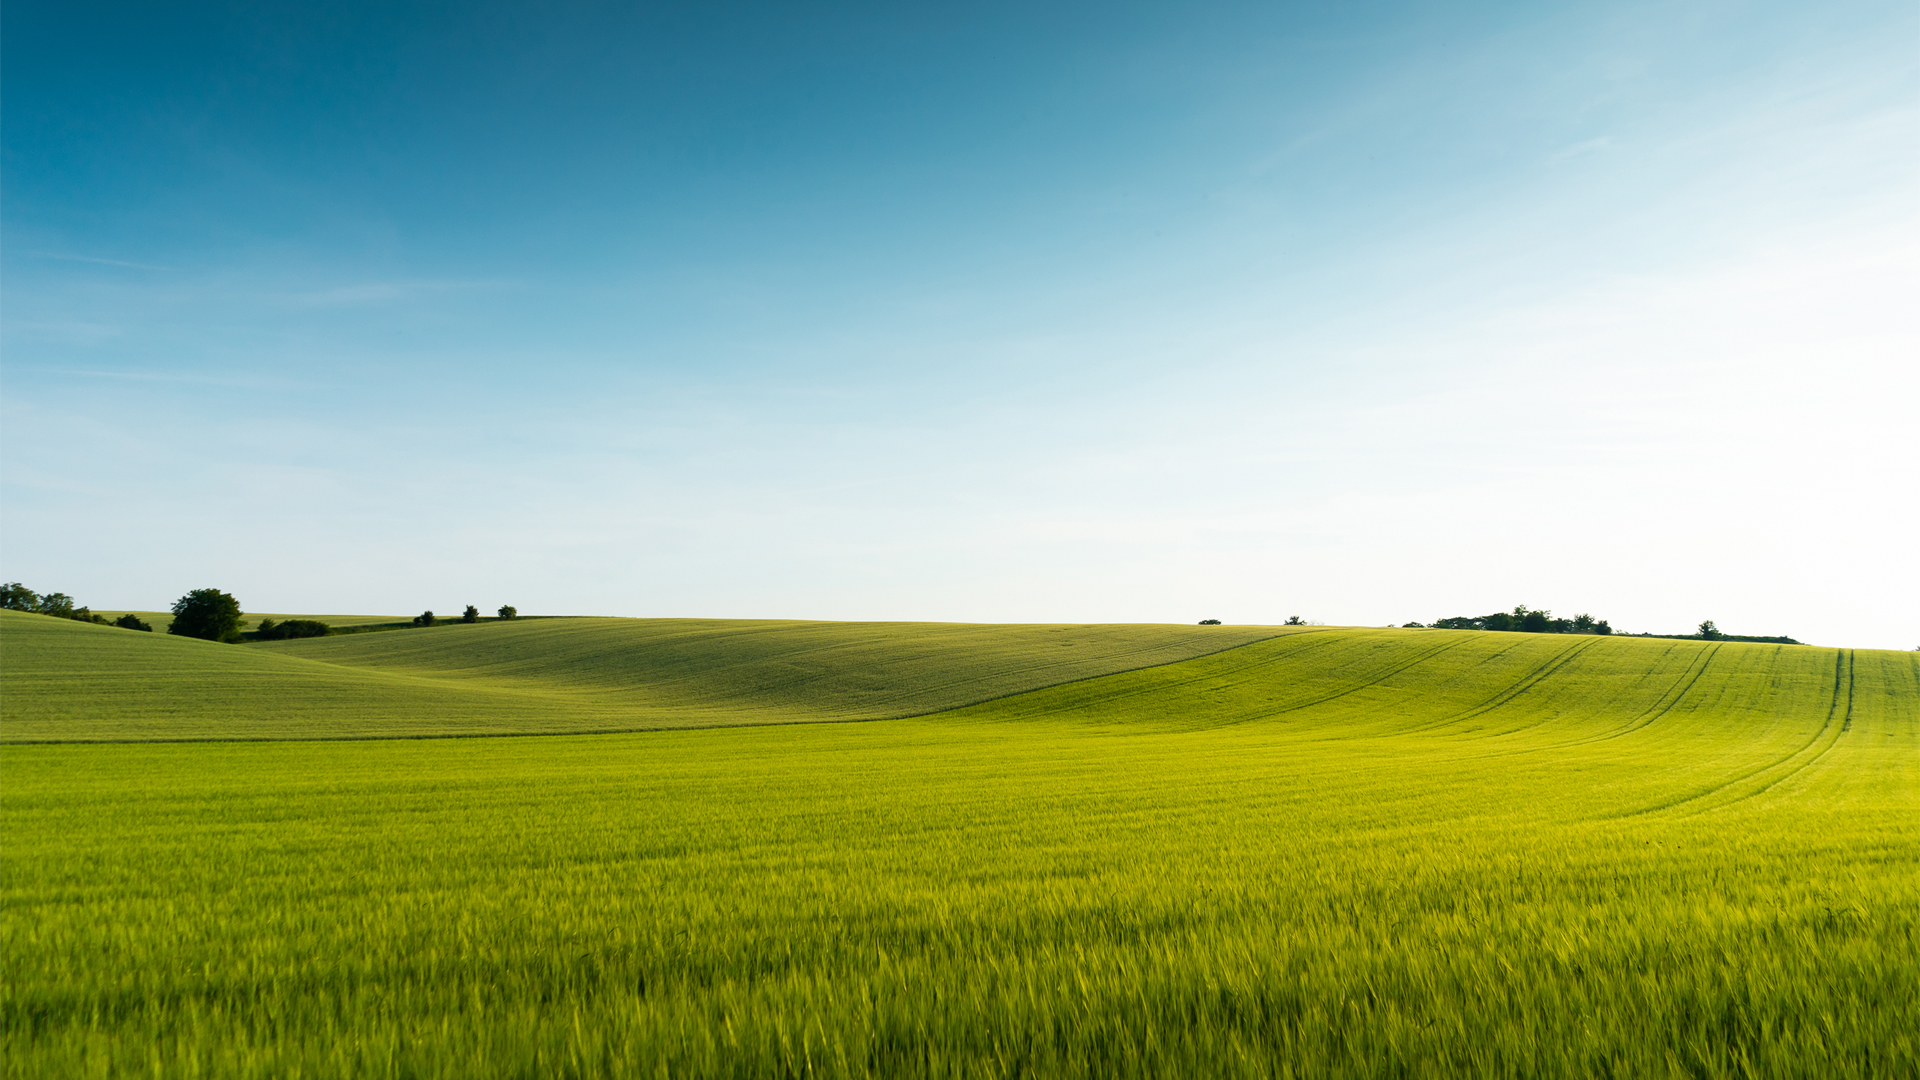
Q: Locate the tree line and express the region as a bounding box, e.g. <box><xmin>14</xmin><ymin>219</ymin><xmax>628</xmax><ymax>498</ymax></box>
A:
<box><xmin>2</xmin><ymin>583</ymin><xmax>522</xmax><ymax>643</ymax></box>
<box><xmin>1407</xmin><ymin>605</ymin><xmax>1613</xmax><ymax>635</ymax></box>
<box><xmin>1403</xmin><ymin>606</ymin><xmax>1797</xmax><ymax>644</ymax></box>
<box><xmin>1</xmin><ymin>582</ymin><xmax>151</xmax><ymax>631</ymax></box>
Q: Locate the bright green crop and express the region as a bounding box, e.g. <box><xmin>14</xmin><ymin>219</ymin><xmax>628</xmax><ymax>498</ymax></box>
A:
<box><xmin>0</xmin><ymin>610</ymin><xmax>1279</xmax><ymax>740</ymax></box>
<box><xmin>2</xmin><ymin>614</ymin><xmax>1914</xmax><ymax>1077</ymax></box>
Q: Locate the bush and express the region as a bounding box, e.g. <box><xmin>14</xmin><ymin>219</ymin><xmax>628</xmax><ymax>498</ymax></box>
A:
<box><xmin>168</xmin><ymin>589</ymin><xmax>245</xmax><ymax>643</ymax></box>
<box><xmin>113</xmin><ymin>613</ymin><xmax>153</xmax><ymax>632</ymax></box>
<box><xmin>1284</xmin><ymin>616</ymin><xmax>1305</xmax><ymax>626</ymax></box>
<box><xmin>497</xmin><ymin>605</ymin><xmax>517</xmax><ymax>620</ymax></box>
<box><xmin>1198</xmin><ymin>618</ymin><xmax>1221</xmax><ymax>625</ymax></box>
<box><xmin>462</xmin><ymin>605</ymin><xmax>480</xmax><ymax>624</ymax></box>
<box><xmin>255</xmin><ymin>618</ymin><xmax>330</xmax><ymax>641</ymax></box>
<box><xmin>413</xmin><ymin>610</ymin><xmax>436</xmax><ymax>628</ymax></box>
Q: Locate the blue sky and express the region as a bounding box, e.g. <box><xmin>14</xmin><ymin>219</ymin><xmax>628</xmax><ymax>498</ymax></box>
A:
<box><xmin>4</xmin><ymin>0</ymin><xmax>1915</xmax><ymax>646</ymax></box>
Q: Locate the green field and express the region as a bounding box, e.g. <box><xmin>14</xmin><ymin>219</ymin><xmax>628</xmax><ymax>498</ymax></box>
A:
<box><xmin>0</xmin><ymin>612</ymin><xmax>1279</xmax><ymax>740</ymax></box>
<box><xmin>3</xmin><ymin>612</ymin><xmax>1915</xmax><ymax>1077</ymax></box>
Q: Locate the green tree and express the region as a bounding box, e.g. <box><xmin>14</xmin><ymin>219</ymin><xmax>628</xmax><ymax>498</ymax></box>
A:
<box><xmin>1</xmin><ymin>582</ymin><xmax>39</xmax><ymax>611</ymax></box>
<box><xmin>462</xmin><ymin>605</ymin><xmax>480</xmax><ymax>623</ymax></box>
<box><xmin>112</xmin><ymin>613</ymin><xmax>154</xmax><ymax>632</ymax></box>
<box><xmin>497</xmin><ymin>605</ymin><xmax>517</xmax><ymax>620</ymax></box>
<box><xmin>36</xmin><ymin>593</ymin><xmax>77</xmax><ymax>618</ymax></box>
<box><xmin>1698</xmin><ymin>620</ymin><xmax>1722</xmax><ymax>640</ymax></box>
<box><xmin>168</xmin><ymin>589</ymin><xmax>245</xmax><ymax>643</ymax></box>
<box><xmin>413</xmin><ymin>610</ymin><xmax>436</xmax><ymax>627</ymax></box>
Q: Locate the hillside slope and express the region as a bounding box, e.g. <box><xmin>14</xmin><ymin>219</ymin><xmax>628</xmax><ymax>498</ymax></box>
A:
<box><xmin>943</xmin><ymin>627</ymin><xmax>1919</xmax><ymax>818</ymax></box>
<box><xmin>0</xmin><ymin>612</ymin><xmax>1282</xmax><ymax>741</ymax></box>
<box><xmin>9</xmin><ymin>611</ymin><xmax>1912</xmax><ymax>749</ymax></box>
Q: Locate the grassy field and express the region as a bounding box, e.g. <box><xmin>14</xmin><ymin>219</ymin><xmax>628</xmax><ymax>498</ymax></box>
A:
<box><xmin>0</xmin><ymin>611</ymin><xmax>1280</xmax><ymax>740</ymax></box>
<box><xmin>2</xmin><ymin>615</ymin><xmax>1915</xmax><ymax>1077</ymax></box>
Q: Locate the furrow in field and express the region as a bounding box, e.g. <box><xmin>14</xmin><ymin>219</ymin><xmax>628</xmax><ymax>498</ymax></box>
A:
<box><xmin>1585</xmin><ymin>642</ymin><xmax>1721</xmax><ymax>744</ymax></box>
<box><xmin>943</xmin><ymin>629</ymin><xmax>1365</xmax><ymax>725</ymax></box>
<box><xmin>1392</xmin><ymin>637</ymin><xmax>1604</xmax><ymax>736</ymax></box>
<box><xmin>1223</xmin><ymin>635</ymin><xmax>1475</xmax><ymax>725</ymax></box>
<box><xmin>1700</xmin><ymin>649</ymin><xmax>1856</xmax><ymax>813</ymax></box>
<box><xmin>1612</xmin><ymin>648</ymin><xmax>1850</xmax><ymax>819</ymax></box>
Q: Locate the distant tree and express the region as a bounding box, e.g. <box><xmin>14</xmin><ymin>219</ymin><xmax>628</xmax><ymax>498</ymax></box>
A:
<box><xmin>1505</xmin><ymin>605</ymin><xmax>1550</xmax><ymax>634</ymax></box>
<box><xmin>112</xmin><ymin>613</ymin><xmax>154</xmax><ymax>632</ymax></box>
<box><xmin>1571</xmin><ymin>613</ymin><xmax>1596</xmax><ymax>633</ymax></box>
<box><xmin>1198</xmin><ymin>618</ymin><xmax>1221</xmax><ymax>625</ymax></box>
<box><xmin>497</xmin><ymin>605</ymin><xmax>517</xmax><ymax>620</ymax></box>
<box><xmin>1284</xmin><ymin>616</ymin><xmax>1305</xmax><ymax>626</ymax></box>
<box><xmin>36</xmin><ymin>592</ymin><xmax>77</xmax><ymax>619</ymax></box>
<box><xmin>1</xmin><ymin>582</ymin><xmax>39</xmax><ymax>611</ymax></box>
<box><xmin>1594</xmin><ymin>620</ymin><xmax>1612</xmax><ymax>635</ymax></box>
<box><xmin>1697</xmin><ymin>620</ymin><xmax>1722</xmax><ymax>640</ymax></box>
<box><xmin>169</xmin><ymin>589</ymin><xmax>245</xmax><ymax>643</ymax></box>
<box><xmin>1401</xmin><ymin>621</ymin><xmax>1426</xmax><ymax>628</ymax></box>
<box><xmin>462</xmin><ymin>605</ymin><xmax>480</xmax><ymax>623</ymax></box>
<box><xmin>413</xmin><ymin>610</ymin><xmax>436</xmax><ymax>627</ymax></box>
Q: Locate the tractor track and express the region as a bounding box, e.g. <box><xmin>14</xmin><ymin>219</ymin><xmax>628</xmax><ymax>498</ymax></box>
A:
<box><xmin>1394</xmin><ymin>637</ymin><xmax>1604</xmax><ymax>737</ymax></box>
<box><xmin>1610</xmin><ymin>648</ymin><xmax>1853</xmax><ymax>819</ymax></box>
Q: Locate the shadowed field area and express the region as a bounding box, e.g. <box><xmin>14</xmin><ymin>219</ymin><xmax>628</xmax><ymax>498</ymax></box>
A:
<box><xmin>0</xmin><ymin>611</ymin><xmax>1284</xmax><ymax>740</ymax></box>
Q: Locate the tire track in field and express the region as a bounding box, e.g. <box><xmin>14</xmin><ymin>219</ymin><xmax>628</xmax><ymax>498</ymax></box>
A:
<box><xmin>1699</xmin><ymin>649</ymin><xmax>1856</xmax><ymax>813</ymax></box>
<box><xmin>1467</xmin><ymin>642</ymin><xmax>1724</xmax><ymax>761</ymax></box>
<box><xmin>893</xmin><ymin>628</ymin><xmax>1347</xmax><ymax>722</ymax></box>
<box><xmin>1222</xmin><ymin>635</ymin><xmax>1476</xmax><ymax>727</ymax></box>
<box><xmin>1610</xmin><ymin>648</ymin><xmax>1851</xmax><ymax>819</ymax></box>
<box><xmin>1394</xmin><ymin>637</ymin><xmax>1604</xmax><ymax>736</ymax></box>
<box><xmin>1583</xmin><ymin>642</ymin><xmax>1723</xmax><ymax>744</ymax></box>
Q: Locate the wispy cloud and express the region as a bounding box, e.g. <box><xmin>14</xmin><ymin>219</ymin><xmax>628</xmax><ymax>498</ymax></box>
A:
<box><xmin>7</xmin><ymin>365</ymin><xmax>313</xmax><ymax>389</ymax></box>
<box><xmin>1545</xmin><ymin>136</ymin><xmax>1613</xmax><ymax>165</ymax></box>
<box><xmin>26</xmin><ymin>251</ymin><xmax>178</xmax><ymax>271</ymax></box>
<box><xmin>288</xmin><ymin>280</ymin><xmax>512</xmax><ymax>307</ymax></box>
<box><xmin>3</xmin><ymin>321</ymin><xmax>124</xmax><ymax>346</ymax></box>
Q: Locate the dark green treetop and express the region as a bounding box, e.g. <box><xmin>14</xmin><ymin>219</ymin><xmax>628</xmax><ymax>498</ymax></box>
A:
<box><xmin>169</xmin><ymin>589</ymin><xmax>245</xmax><ymax>643</ymax></box>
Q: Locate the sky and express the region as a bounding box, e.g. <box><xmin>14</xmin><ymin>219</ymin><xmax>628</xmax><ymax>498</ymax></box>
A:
<box><xmin>3</xmin><ymin>0</ymin><xmax>1915</xmax><ymax>648</ymax></box>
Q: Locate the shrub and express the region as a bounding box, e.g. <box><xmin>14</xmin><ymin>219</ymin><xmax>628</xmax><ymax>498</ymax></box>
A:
<box><xmin>462</xmin><ymin>605</ymin><xmax>480</xmax><ymax>624</ymax></box>
<box><xmin>113</xmin><ymin>614</ymin><xmax>153</xmax><ymax>632</ymax></box>
<box><xmin>1198</xmin><ymin>619</ymin><xmax>1221</xmax><ymax>625</ymax></box>
<box><xmin>168</xmin><ymin>589</ymin><xmax>245</xmax><ymax>643</ymax></box>
<box><xmin>497</xmin><ymin>605</ymin><xmax>517</xmax><ymax>620</ymax></box>
<box><xmin>256</xmin><ymin>618</ymin><xmax>331</xmax><ymax>641</ymax></box>
<box><xmin>413</xmin><ymin>611</ymin><xmax>436</xmax><ymax>628</ymax></box>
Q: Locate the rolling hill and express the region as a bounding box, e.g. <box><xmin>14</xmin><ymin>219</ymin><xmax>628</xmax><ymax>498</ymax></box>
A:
<box><xmin>0</xmin><ymin>611</ymin><xmax>1285</xmax><ymax>740</ymax></box>
<box><xmin>4</xmin><ymin>608</ymin><xmax>1915</xmax><ymax>1076</ymax></box>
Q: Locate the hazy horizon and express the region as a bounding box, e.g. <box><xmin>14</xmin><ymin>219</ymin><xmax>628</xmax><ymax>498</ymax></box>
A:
<box><xmin>4</xmin><ymin>0</ymin><xmax>1915</xmax><ymax>649</ymax></box>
